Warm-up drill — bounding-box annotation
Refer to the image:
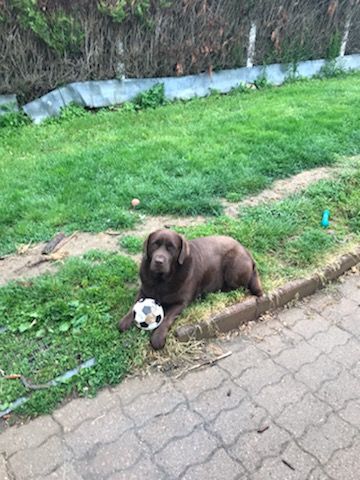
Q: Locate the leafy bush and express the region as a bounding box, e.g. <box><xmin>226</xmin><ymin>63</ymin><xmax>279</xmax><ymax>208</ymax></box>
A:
<box><xmin>133</xmin><ymin>83</ymin><xmax>167</xmax><ymax>110</ymax></box>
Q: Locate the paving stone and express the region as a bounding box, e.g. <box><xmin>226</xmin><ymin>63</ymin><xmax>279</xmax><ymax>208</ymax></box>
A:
<box><xmin>175</xmin><ymin>365</ymin><xmax>226</xmax><ymax>401</ymax></box>
<box><xmin>64</xmin><ymin>405</ymin><xmax>134</xmax><ymax>459</ymax></box>
<box><xmin>338</xmin><ymin>399</ymin><xmax>360</xmax><ymax>428</ymax></box>
<box><xmin>43</xmin><ymin>463</ymin><xmax>83</xmax><ymax>480</ymax></box>
<box><xmin>75</xmin><ymin>430</ymin><xmax>144</xmax><ymax>479</ymax></box>
<box><xmin>0</xmin><ymin>455</ymin><xmax>9</xmax><ymax>480</ymax></box>
<box><xmin>122</xmin><ymin>381</ymin><xmax>185</xmax><ymax>426</ymax></box>
<box><xmin>274</xmin><ymin>340</ymin><xmax>320</xmax><ymax>372</ymax></box>
<box><xmin>307</xmin><ymin>290</ymin><xmax>340</xmax><ymax>315</ymax></box>
<box><xmin>325</xmin><ymin>439</ymin><xmax>360</xmax><ymax>480</ymax></box>
<box><xmin>9</xmin><ymin>436</ymin><xmax>71</xmax><ymax>480</ymax></box>
<box><xmin>328</xmin><ymin>337</ymin><xmax>360</xmax><ymax>368</ymax></box>
<box><xmin>111</xmin><ymin>374</ymin><xmax>165</xmax><ymax>406</ymax></box>
<box><xmin>0</xmin><ymin>415</ymin><xmax>60</xmax><ymax>457</ymax></box>
<box><xmin>280</xmin><ymin>442</ymin><xmax>317</xmax><ymax>478</ymax></box>
<box><xmin>247</xmin><ymin>317</ymin><xmax>285</xmax><ymax>339</ymax></box>
<box><xmin>255</xmin><ymin>374</ymin><xmax>308</xmax><ymax>417</ymax></box>
<box><xmin>190</xmin><ymin>378</ymin><xmax>246</xmax><ymax>421</ymax></box>
<box><xmin>254</xmin><ymin>329</ymin><xmax>302</xmax><ymax>356</ymax></box>
<box><xmin>337</xmin><ymin>275</ymin><xmax>360</xmax><ymax>302</ymax></box>
<box><xmin>350</xmin><ymin>361</ymin><xmax>360</xmax><ymax>379</ymax></box>
<box><xmin>229</xmin><ymin>423</ymin><xmax>290</xmax><ymax>473</ymax></box>
<box><xmin>155</xmin><ymin>426</ymin><xmax>218</xmax><ymax>478</ymax></box>
<box><xmin>317</xmin><ymin>371</ymin><xmax>360</xmax><ymax>410</ymax></box>
<box><xmin>289</xmin><ymin>312</ymin><xmax>330</xmax><ymax>340</ymax></box>
<box><xmin>339</xmin><ymin>310</ymin><xmax>360</xmax><ymax>337</ymax></box>
<box><xmin>107</xmin><ymin>455</ymin><xmax>166</xmax><ymax>480</ymax></box>
<box><xmin>234</xmin><ymin>358</ymin><xmax>287</xmax><ymax>396</ymax></box>
<box><xmin>182</xmin><ymin>448</ymin><xmax>244</xmax><ymax>480</ymax></box>
<box><xmin>277</xmin><ymin>307</ymin><xmax>308</xmax><ymax>327</ymax></box>
<box><xmin>294</xmin><ymin>354</ymin><xmax>342</xmax><ymax>392</ymax></box>
<box><xmin>53</xmin><ymin>389</ymin><xmax>119</xmax><ymax>432</ymax></box>
<box><xmin>298</xmin><ymin>414</ymin><xmax>356</xmax><ymax>464</ymax></box>
<box><xmin>308</xmin><ymin>325</ymin><xmax>352</xmax><ymax>354</ymax></box>
<box><xmin>277</xmin><ymin>392</ymin><xmax>332</xmax><ymax>437</ymax></box>
<box><xmin>219</xmin><ymin>343</ymin><xmax>267</xmax><ymax>379</ymax></box>
<box><xmin>210</xmin><ymin>398</ymin><xmax>267</xmax><ymax>445</ymax></box>
<box><xmin>251</xmin><ymin>458</ymin><xmax>293</xmax><ymax>480</ymax></box>
<box><xmin>320</xmin><ymin>297</ymin><xmax>359</xmax><ymax>323</ymax></box>
<box><xmin>137</xmin><ymin>403</ymin><xmax>202</xmax><ymax>453</ymax></box>
<box><xmin>307</xmin><ymin>467</ymin><xmax>332</xmax><ymax>480</ymax></box>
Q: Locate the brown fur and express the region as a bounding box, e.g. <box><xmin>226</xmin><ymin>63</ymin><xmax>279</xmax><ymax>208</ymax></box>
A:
<box><xmin>119</xmin><ymin>230</ymin><xmax>263</xmax><ymax>349</ymax></box>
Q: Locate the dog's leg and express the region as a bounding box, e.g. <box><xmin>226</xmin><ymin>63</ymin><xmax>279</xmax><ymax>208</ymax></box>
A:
<box><xmin>118</xmin><ymin>291</ymin><xmax>143</xmax><ymax>332</ymax></box>
<box><xmin>151</xmin><ymin>302</ymin><xmax>187</xmax><ymax>350</ymax></box>
<box><xmin>248</xmin><ymin>267</ymin><xmax>263</xmax><ymax>297</ymax></box>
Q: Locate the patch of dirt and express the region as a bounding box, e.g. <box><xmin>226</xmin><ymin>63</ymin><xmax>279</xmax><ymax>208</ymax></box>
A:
<box><xmin>122</xmin><ymin>214</ymin><xmax>206</xmax><ymax>238</ymax></box>
<box><xmin>0</xmin><ymin>165</ymin><xmax>335</xmax><ymax>286</ymax></box>
<box><xmin>0</xmin><ymin>218</ymin><xmax>203</xmax><ymax>286</ymax></box>
<box><xmin>222</xmin><ymin>166</ymin><xmax>334</xmax><ymax>217</ymax></box>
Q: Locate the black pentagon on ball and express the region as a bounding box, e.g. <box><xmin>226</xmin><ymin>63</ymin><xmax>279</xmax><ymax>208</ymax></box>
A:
<box><xmin>140</xmin><ymin>321</ymin><xmax>149</xmax><ymax>328</ymax></box>
<box><xmin>156</xmin><ymin>315</ymin><xmax>162</xmax><ymax>323</ymax></box>
<box><xmin>139</xmin><ymin>298</ymin><xmax>145</xmax><ymax>302</ymax></box>
<box><xmin>154</xmin><ymin>299</ymin><xmax>161</xmax><ymax>306</ymax></box>
<box><xmin>142</xmin><ymin>306</ymin><xmax>152</xmax><ymax>315</ymax></box>
<box><xmin>133</xmin><ymin>310</ymin><xmax>136</xmax><ymax>319</ymax></box>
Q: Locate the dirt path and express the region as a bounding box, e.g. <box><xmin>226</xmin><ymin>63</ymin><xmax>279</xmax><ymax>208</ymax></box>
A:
<box><xmin>0</xmin><ymin>165</ymin><xmax>334</xmax><ymax>286</ymax></box>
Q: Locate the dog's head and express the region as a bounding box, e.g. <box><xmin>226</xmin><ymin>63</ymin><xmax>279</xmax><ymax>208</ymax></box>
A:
<box><xmin>144</xmin><ymin>230</ymin><xmax>190</xmax><ymax>276</ymax></box>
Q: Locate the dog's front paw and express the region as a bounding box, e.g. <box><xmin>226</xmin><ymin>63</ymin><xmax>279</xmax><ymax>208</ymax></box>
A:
<box><xmin>150</xmin><ymin>329</ymin><xmax>166</xmax><ymax>350</ymax></box>
<box><xmin>118</xmin><ymin>313</ymin><xmax>133</xmax><ymax>332</ymax></box>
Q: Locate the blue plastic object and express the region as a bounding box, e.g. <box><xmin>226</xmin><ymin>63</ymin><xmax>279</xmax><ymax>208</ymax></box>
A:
<box><xmin>321</xmin><ymin>209</ymin><xmax>330</xmax><ymax>228</ymax></box>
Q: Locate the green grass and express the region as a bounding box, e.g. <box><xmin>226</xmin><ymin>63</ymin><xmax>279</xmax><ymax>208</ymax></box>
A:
<box><xmin>177</xmin><ymin>160</ymin><xmax>360</xmax><ymax>324</ymax></box>
<box><xmin>119</xmin><ymin>235</ymin><xmax>143</xmax><ymax>255</ymax></box>
<box><xmin>0</xmin><ymin>252</ymin><xmax>148</xmax><ymax>417</ymax></box>
<box><xmin>1</xmin><ymin>160</ymin><xmax>359</xmax><ymax>418</ymax></box>
<box><xmin>1</xmin><ymin>73</ymin><xmax>360</xmax><ymax>254</ymax></box>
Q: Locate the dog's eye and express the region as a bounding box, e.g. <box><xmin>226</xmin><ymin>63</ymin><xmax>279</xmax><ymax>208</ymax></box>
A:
<box><xmin>166</xmin><ymin>244</ymin><xmax>175</xmax><ymax>251</ymax></box>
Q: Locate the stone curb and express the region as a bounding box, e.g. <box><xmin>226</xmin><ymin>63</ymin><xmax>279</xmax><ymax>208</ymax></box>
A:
<box><xmin>176</xmin><ymin>247</ymin><xmax>360</xmax><ymax>342</ymax></box>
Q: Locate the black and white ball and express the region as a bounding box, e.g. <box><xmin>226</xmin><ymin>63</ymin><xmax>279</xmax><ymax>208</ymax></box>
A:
<box><xmin>133</xmin><ymin>298</ymin><xmax>164</xmax><ymax>331</ymax></box>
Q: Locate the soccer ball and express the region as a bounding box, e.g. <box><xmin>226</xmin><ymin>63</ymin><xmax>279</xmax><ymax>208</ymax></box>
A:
<box><xmin>133</xmin><ymin>298</ymin><xmax>164</xmax><ymax>331</ymax></box>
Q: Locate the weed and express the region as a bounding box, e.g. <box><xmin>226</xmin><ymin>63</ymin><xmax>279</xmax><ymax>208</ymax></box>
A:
<box><xmin>254</xmin><ymin>69</ymin><xmax>271</xmax><ymax>89</ymax></box>
<box><xmin>133</xmin><ymin>83</ymin><xmax>167</xmax><ymax>110</ymax></box>
<box><xmin>0</xmin><ymin>111</ymin><xmax>30</xmax><ymax>129</ymax></box>
<box><xmin>120</xmin><ymin>235</ymin><xmax>143</xmax><ymax>254</ymax></box>
<box><xmin>317</xmin><ymin>59</ymin><xmax>346</xmax><ymax>79</ymax></box>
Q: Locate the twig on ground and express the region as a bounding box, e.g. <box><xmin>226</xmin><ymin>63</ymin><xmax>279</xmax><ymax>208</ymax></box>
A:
<box><xmin>52</xmin><ymin>231</ymin><xmax>78</xmax><ymax>253</ymax></box>
<box><xmin>42</xmin><ymin>232</ymin><xmax>65</xmax><ymax>254</ymax></box>
<box><xmin>281</xmin><ymin>459</ymin><xmax>295</xmax><ymax>471</ymax></box>
<box><xmin>175</xmin><ymin>351</ymin><xmax>232</xmax><ymax>379</ymax></box>
<box><xmin>14</xmin><ymin>251</ymin><xmax>69</xmax><ymax>272</ymax></box>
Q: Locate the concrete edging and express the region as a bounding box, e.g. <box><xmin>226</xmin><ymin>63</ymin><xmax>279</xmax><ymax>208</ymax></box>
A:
<box><xmin>176</xmin><ymin>247</ymin><xmax>360</xmax><ymax>342</ymax></box>
<box><xmin>19</xmin><ymin>53</ymin><xmax>360</xmax><ymax>123</ymax></box>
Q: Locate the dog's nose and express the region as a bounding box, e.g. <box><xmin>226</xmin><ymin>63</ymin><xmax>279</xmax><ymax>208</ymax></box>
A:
<box><xmin>154</xmin><ymin>256</ymin><xmax>165</xmax><ymax>265</ymax></box>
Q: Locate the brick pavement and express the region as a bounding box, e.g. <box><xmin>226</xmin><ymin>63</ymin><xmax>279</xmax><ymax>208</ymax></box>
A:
<box><xmin>1</xmin><ymin>273</ymin><xmax>359</xmax><ymax>479</ymax></box>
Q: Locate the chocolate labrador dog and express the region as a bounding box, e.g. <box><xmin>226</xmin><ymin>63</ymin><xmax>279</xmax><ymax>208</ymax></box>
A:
<box><xmin>119</xmin><ymin>229</ymin><xmax>263</xmax><ymax>350</ymax></box>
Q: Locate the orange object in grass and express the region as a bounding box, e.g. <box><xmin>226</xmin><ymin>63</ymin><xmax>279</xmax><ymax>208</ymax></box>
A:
<box><xmin>131</xmin><ymin>198</ymin><xmax>140</xmax><ymax>208</ymax></box>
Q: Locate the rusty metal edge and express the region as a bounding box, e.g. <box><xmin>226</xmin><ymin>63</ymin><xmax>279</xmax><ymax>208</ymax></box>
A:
<box><xmin>176</xmin><ymin>247</ymin><xmax>360</xmax><ymax>342</ymax></box>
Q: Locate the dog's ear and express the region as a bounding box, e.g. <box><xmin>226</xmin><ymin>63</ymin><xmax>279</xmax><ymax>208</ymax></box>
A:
<box><xmin>178</xmin><ymin>234</ymin><xmax>190</xmax><ymax>265</ymax></box>
<box><xmin>143</xmin><ymin>232</ymin><xmax>154</xmax><ymax>261</ymax></box>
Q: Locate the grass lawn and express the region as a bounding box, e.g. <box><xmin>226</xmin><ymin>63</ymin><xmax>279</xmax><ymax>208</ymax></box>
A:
<box><xmin>1</xmin><ymin>73</ymin><xmax>360</xmax><ymax>418</ymax></box>
<box><xmin>1</xmin><ymin>73</ymin><xmax>360</xmax><ymax>255</ymax></box>
<box><xmin>1</xmin><ymin>158</ymin><xmax>359</xmax><ymax>418</ymax></box>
